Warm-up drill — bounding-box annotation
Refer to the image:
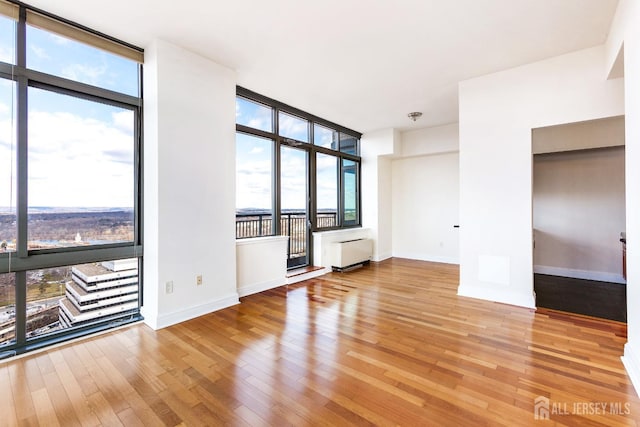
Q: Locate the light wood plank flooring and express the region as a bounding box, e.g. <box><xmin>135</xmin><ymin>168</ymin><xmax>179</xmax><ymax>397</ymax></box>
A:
<box><xmin>1</xmin><ymin>258</ymin><xmax>638</xmax><ymax>426</ymax></box>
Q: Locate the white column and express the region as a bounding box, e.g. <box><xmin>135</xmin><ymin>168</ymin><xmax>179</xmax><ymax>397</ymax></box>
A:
<box><xmin>142</xmin><ymin>39</ymin><xmax>239</xmax><ymax>329</ymax></box>
<box><xmin>613</xmin><ymin>0</ymin><xmax>640</xmax><ymax>397</ymax></box>
<box><xmin>361</xmin><ymin>128</ymin><xmax>400</xmax><ymax>261</ymax></box>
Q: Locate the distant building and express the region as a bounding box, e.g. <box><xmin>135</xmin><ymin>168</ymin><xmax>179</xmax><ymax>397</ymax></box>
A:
<box><xmin>59</xmin><ymin>259</ymin><xmax>139</xmax><ymax>328</ymax></box>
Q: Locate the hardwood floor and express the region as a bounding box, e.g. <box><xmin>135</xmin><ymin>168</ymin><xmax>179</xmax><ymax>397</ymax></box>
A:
<box><xmin>1</xmin><ymin>258</ymin><xmax>638</xmax><ymax>426</ymax></box>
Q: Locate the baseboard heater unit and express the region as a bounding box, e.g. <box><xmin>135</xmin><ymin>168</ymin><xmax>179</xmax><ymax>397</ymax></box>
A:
<box><xmin>331</xmin><ymin>238</ymin><xmax>373</xmax><ymax>271</ymax></box>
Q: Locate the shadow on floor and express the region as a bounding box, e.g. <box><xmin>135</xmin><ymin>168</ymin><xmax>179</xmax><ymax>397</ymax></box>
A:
<box><xmin>534</xmin><ymin>274</ymin><xmax>626</xmax><ymax>323</ymax></box>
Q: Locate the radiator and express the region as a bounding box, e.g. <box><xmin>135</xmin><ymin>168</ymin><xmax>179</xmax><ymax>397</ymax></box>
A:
<box><xmin>331</xmin><ymin>238</ymin><xmax>373</xmax><ymax>270</ymax></box>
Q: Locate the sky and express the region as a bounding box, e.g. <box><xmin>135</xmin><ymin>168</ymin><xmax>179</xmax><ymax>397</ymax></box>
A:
<box><xmin>0</xmin><ymin>16</ymin><xmax>137</xmax><ymax>210</ymax></box>
<box><xmin>236</xmin><ymin>98</ymin><xmax>346</xmax><ymax>212</ymax></box>
<box><xmin>0</xmin><ymin>14</ymin><xmax>355</xmax><ymax>214</ymax></box>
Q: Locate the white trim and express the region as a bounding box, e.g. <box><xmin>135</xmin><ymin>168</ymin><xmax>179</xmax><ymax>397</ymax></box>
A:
<box><xmin>238</xmin><ymin>278</ymin><xmax>284</xmax><ymax>297</ymax></box>
<box><xmin>286</xmin><ymin>267</ymin><xmax>330</xmax><ymax>284</ymax></box>
<box><xmin>393</xmin><ymin>252</ymin><xmax>460</xmax><ymax>265</ymax></box>
<box><xmin>150</xmin><ymin>293</ymin><xmax>240</xmax><ymax>330</ymax></box>
<box><xmin>457</xmin><ymin>284</ymin><xmax>536</xmax><ymax>309</ymax></box>
<box><xmin>622</xmin><ymin>343</ymin><xmax>640</xmax><ymax>398</ymax></box>
<box><xmin>534</xmin><ymin>265</ymin><xmax>626</xmax><ymax>284</ymax></box>
<box><xmin>374</xmin><ymin>251</ymin><xmax>393</xmax><ymax>262</ymax></box>
<box><xmin>312</xmin><ymin>228</ymin><xmax>371</xmax><ymax>238</ymax></box>
<box><xmin>236</xmin><ymin>235</ymin><xmax>288</xmax><ymax>246</ymax></box>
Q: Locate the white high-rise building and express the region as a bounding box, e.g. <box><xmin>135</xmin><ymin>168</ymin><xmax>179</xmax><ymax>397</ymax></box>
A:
<box><xmin>59</xmin><ymin>259</ymin><xmax>139</xmax><ymax>328</ymax></box>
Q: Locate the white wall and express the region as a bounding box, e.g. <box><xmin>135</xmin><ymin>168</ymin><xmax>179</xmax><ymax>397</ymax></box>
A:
<box><xmin>362</xmin><ymin>124</ymin><xmax>461</xmax><ymax>264</ymax></box>
<box><xmin>610</xmin><ymin>0</ymin><xmax>640</xmax><ymax>397</ymax></box>
<box><xmin>392</xmin><ymin>123</ymin><xmax>460</xmax><ymax>263</ymax></box>
<box><xmin>458</xmin><ymin>45</ymin><xmax>624</xmax><ymax>309</ymax></box>
<box><xmin>401</xmin><ymin>123</ymin><xmax>459</xmax><ymax>157</ymax></box>
<box><xmin>143</xmin><ymin>39</ymin><xmax>239</xmax><ymax>329</ymax></box>
<box><xmin>533</xmin><ymin>147</ymin><xmax>625</xmax><ymax>283</ymax></box>
<box><xmin>361</xmin><ymin>128</ymin><xmax>399</xmax><ymax>261</ymax></box>
<box><xmin>236</xmin><ymin>236</ymin><xmax>288</xmax><ymax>297</ymax></box>
<box><xmin>392</xmin><ymin>152</ymin><xmax>459</xmax><ymax>263</ymax></box>
<box><xmin>532</xmin><ymin>116</ymin><xmax>625</xmax><ymax>154</ymax></box>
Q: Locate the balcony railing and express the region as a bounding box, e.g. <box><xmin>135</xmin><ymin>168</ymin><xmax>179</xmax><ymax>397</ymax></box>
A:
<box><xmin>236</xmin><ymin>211</ymin><xmax>337</xmax><ymax>259</ymax></box>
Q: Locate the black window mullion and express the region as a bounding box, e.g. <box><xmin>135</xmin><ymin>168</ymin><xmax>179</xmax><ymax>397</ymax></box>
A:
<box><xmin>14</xmin><ymin>271</ymin><xmax>26</xmax><ymax>347</ymax></box>
<box><xmin>13</xmin><ymin>8</ymin><xmax>27</xmax><ymax>347</ymax></box>
<box><xmin>15</xmin><ymin>75</ymin><xmax>27</xmax><ymax>259</ymax></box>
<box><xmin>13</xmin><ymin>6</ymin><xmax>27</xmax><ymax>348</ymax></box>
<box><xmin>357</xmin><ymin>160</ymin><xmax>362</xmax><ymax>225</ymax></box>
<box><xmin>305</xmin><ymin>147</ymin><xmax>312</xmax><ymax>262</ymax></box>
<box><xmin>338</xmin><ymin>158</ymin><xmax>344</xmax><ymax>226</ymax></box>
<box><xmin>273</xmin><ymin>110</ymin><xmax>281</xmax><ymax>236</ymax></box>
<box><xmin>16</xmin><ymin>5</ymin><xmax>27</xmax><ymax>258</ymax></box>
<box><xmin>309</xmin><ymin>151</ymin><xmax>317</xmax><ymax>232</ymax></box>
<box><xmin>27</xmin><ymin>71</ymin><xmax>140</xmax><ymax>108</ymax></box>
<box><xmin>236</xmin><ymin>124</ymin><xmax>274</xmax><ymax>141</ymax></box>
<box><xmin>135</xmin><ymin>63</ymin><xmax>144</xmax><ymax>248</ymax></box>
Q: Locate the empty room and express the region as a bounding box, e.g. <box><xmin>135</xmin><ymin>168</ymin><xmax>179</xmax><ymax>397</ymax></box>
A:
<box><xmin>0</xmin><ymin>0</ymin><xmax>639</xmax><ymax>425</ymax></box>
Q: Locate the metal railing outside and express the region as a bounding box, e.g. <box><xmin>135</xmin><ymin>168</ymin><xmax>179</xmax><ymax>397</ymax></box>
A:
<box><xmin>236</xmin><ymin>211</ymin><xmax>337</xmax><ymax>259</ymax></box>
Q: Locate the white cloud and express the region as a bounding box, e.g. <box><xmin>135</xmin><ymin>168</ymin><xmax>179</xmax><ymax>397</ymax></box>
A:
<box><xmin>236</xmin><ymin>184</ymin><xmax>271</xmax><ymax>210</ymax></box>
<box><xmin>279</xmin><ymin>151</ymin><xmax>306</xmax><ymax>210</ymax></box>
<box><xmin>316</xmin><ymin>153</ymin><xmax>337</xmax><ymax>170</ymax></box>
<box><xmin>249</xmin><ymin>146</ymin><xmax>264</xmax><ymax>154</ymax></box>
<box><xmin>112</xmin><ymin>110</ymin><xmax>133</xmax><ymax>134</ymax></box>
<box><xmin>279</xmin><ymin>114</ymin><xmax>308</xmax><ymax>141</ymax></box>
<box><xmin>236</xmin><ymin>98</ymin><xmax>273</xmax><ymax>132</ymax></box>
<box><xmin>61</xmin><ymin>62</ymin><xmax>107</xmax><ymax>87</ymax></box>
<box><xmin>0</xmin><ymin>46</ymin><xmax>14</xmax><ymax>63</ymax></box>
<box><xmin>0</xmin><ymin>117</ymin><xmax>17</xmax><ymax>208</ymax></box>
<box><xmin>237</xmin><ymin>165</ymin><xmax>270</xmax><ymax>177</ymax></box>
<box><xmin>26</xmin><ymin>110</ymin><xmax>134</xmax><ymax>207</ymax></box>
<box><xmin>29</xmin><ymin>44</ymin><xmax>49</xmax><ymax>60</ymax></box>
<box><xmin>50</xmin><ymin>34</ymin><xmax>70</xmax><ymax>45</ymax></box>
<box><xmin>236</xmin><ymin>159</ymin><xmax>272</xmax><ymax>210</ymax></box>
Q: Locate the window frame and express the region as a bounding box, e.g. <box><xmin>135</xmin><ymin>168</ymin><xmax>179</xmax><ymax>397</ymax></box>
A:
<box><xmin>235</xmin><ymin>86</ymin><xmax>362</xmax><ymax>240</ymax></box>
<box><xmin>0</xmin><ymin>1</ymin><xmax>143</xmax><ymax>357</ymax></box>
<box><xmin>235</xmin><ymin>131</ymin><xmax>276</xmax><ymax>238</ymax></box>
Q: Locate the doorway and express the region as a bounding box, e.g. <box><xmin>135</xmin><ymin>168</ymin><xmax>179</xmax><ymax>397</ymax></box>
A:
<box><xmin>280</xmin><ymin>144</ymin><xmax>310</xmax><ymax>269</ymax></box>
<box><xmin>532</xmin><ymin>117</ymin><xmax>626</xmax><ymax>322</ymax></box>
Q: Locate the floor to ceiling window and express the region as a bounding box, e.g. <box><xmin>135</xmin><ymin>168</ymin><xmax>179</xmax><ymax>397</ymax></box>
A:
<box><xmin>235</xmin><ymin>87</ymin><xmax>362</xmax><ymax>269</ymax></box>
<box><xmin>0</xmin><ymin>1</ymin><xmax>143</xmax><ymax>356</ymax></box>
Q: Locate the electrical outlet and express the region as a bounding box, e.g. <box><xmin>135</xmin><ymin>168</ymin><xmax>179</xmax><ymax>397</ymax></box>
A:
<box><xmin>165</xmin><ymin>281</ymin><xmax>173</xmax><ymax>294</ymax></box>
<box><xmin>196</xmin><ymin>275</ymin><xmax>203</xmax><ymax>286</ymax></box>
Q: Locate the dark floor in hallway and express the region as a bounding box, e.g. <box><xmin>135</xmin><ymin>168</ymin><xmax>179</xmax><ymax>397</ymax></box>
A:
<box><xmin>534</xmin><ymin>274</ymin><xmax>626</xmax><ymax>322</ymax></box>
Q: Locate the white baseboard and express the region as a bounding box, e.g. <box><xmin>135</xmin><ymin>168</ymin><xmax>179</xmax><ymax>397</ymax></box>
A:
<box><xmin>374</xmin><ymin>251</ymin><xmax>393</xmax><ymax>262</ymax></box>
<box><xmin>150</xmin><ymin>293</ymin><xmax>240</xmax><ymax>330</ymax></box>
<box><xmin>393</xmin><ymin>251</ymin><xmax>460</xmax><ymax>265</ymax></box>
<box><xmin>623</xmin><ymin>343</ymin><xmax>640</xmax><ymax>398</ymax></box>
<box><xmin>238</xmin><ymin>278</ymin><xmax>285</xmax><ymax>297</ymax></box>
<box><xmin>457</xmin><ymin>284</ymin><xmax>536</xmax><ymax>309</ymax></box>
<box><xmin>286</xmin><ymin>267</ymin><xmax>330</xmax><ymax>284</ymax></box>
<box><xmin>534</xmin><ymin>265</ymin><xmax>626</xmax><ymax>284</ymax></box>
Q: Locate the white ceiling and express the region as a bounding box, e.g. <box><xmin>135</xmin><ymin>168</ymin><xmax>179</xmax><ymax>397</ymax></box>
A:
<box><xmin>27</xmin><ymin>0</ymin><xmax>619</xmax><ymax>134</ymax></box>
